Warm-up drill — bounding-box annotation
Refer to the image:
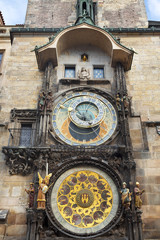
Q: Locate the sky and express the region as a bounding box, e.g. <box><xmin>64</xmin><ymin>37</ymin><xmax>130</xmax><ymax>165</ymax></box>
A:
<box><xmin>0</xmin><ymin>0</ymin><xmax>160</xmax><ymax>25</ymax></box>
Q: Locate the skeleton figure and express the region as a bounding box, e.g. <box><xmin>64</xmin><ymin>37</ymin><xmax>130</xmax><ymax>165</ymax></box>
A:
<box><xmin>25</xmin><ymin>183</ymin><xmax>35</xmax><ymax>208</ymax></box>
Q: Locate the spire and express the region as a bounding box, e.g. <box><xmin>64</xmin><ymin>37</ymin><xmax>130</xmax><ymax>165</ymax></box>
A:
<box><xmin>75</xmin><ymin>0</ymin><xmax>95</xmax><ymax>25</ymax></box>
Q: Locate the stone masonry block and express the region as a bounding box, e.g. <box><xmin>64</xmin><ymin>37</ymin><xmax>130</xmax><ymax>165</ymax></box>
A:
<box><xmin>6</xmin><ymin>225</ymin><xmax>27</xmax><ymax>236</ymax></box>
<box><xmin>7</xmin><ymin>212</ymin><xmax>16</xmax><ymax>225</ymax></box>
<box><xmin>0</xmin><ymin>224</ymin><xmax>6</xmax><ymax>235</ymax></box>
<box><xmin>15</xmin><ymin>214</ymin><xmax>26</xmax><ymax>225</ymax></box>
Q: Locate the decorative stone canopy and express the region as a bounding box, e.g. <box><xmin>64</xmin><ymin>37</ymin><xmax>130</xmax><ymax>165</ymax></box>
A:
<box><xmin>75</xmin><ymin>0</ymin><xmax>95</xmax><ymax>25</ymax></box>
<box><xmin>35</xmin><ymin>23</ymin><xmax>134</xmax><ymax>71</ymax></box>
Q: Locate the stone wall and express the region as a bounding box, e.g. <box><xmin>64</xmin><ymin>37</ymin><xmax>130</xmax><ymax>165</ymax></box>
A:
<box><xmin>120</xmin><ymin>33</ymin><xmax>160</xmax><ymax>239</ymax></box>
<box><xmin>0</xmin><ymin>30</ymin><xmax>160</xmax><ymax>239</ymax></box>
<box><xmin>25</xmin><ymin>0</ymin><xmax>148</xmax><ymax>28</ymax></box>
<box><xmin>0</xmin><ymin>34</ymin><xmax>47</xmax><ymax>239</ymax></box>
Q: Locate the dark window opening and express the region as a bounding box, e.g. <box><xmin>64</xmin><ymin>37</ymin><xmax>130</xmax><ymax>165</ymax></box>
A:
<box><xmin>82</xmin><ymin>2</ymin><xmax>87</xmax><ymax>14</ymax></box>
<box><xmin>93</xmin><ymin>2</ymin><xmax>97</xmax><ymax>22</ymax></box>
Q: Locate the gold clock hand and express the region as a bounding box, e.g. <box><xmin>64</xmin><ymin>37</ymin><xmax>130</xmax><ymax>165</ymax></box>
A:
<box><xmin>60</xmin><ymin>104</ymin><xmax>66</xmax><ymax>109</ymax></box>
<box><xmin>60</xmin><ymin>105</ymin><xmax>73</xmax><ymax>112</ymax></box>
<box><xmin>68</xmin><ymin>107</ymin><xmax>73</xmax><ymax>112</ymax></box>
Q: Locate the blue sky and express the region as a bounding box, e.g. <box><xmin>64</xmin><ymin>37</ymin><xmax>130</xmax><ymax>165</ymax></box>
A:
<box><xmin>0</xmin><ymin>0</ymin><xmax>160</xmax><ymax>25</ymax></box>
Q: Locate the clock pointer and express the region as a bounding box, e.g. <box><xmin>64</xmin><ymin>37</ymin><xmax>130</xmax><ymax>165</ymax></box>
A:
<box><xmin>60</xmin><ymin>105</ymin><xmax>73</xmax><ymax>112</ymax></box>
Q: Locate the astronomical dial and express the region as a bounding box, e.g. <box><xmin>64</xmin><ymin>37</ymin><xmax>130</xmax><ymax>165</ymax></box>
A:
<box><xmin>69</xmin><ymin>97</ymin><xmax>105</xmax><ymax>128</ymax></box>
<box><xmin>52</xmin><ymin>91</ymin><xmax>117</xmax><ymax>146</ymax></box>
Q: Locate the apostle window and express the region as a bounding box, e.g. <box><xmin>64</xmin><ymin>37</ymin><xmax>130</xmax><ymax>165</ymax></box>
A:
<box><xmin>65</xmin><ymin>66</ymin><xmax>76</xmax><ymax>78</ymax></box>
<box><xmin>93</xmin><ymin>66</ymin><xmax>104</xmax><ymax>79</ymax></box>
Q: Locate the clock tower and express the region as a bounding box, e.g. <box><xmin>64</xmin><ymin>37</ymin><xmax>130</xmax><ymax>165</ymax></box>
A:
<box><xmin>22</xmin><ymin>0</ymin><xmax>140</xmax><ymax>238</ymax></box>
<box><xmin>2</xmin><ymin>0</ymin><xmax>156</xmax><ymax>239</ymax></box>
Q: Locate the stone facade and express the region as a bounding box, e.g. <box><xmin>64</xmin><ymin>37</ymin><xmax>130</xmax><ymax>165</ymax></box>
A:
<box><xmin>25</xmin><ymin>0</ymin><xmax>148</xmax><ymax>28</ymax></box>
<box><xmin>0</xmin><ymin>0</ymin><xmax>160</xmax><ymax>239</ymax></box>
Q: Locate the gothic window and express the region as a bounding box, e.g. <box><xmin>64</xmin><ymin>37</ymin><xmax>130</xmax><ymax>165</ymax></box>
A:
<box><xmin>19</xmin><ymin>124</ymin><xmax>32</xmax><ymax>147</ymax></box>
<box><xmin>65</xmin><ymin>66</ymin><xmax>76</xmax><ymax>78</ymax></box>
<box><xmin>0</xmin><ymin>53</ymin><xmax>3</xmax><ymax>65</ymax></box>
<box><xmin>93</xmin><ymin>2</ymin><xmax>97</xmax><ymax>22</ymax></box>
<box><xmin>93</xmin><ymin>66</ymin><xmax>104</xmax><ymax>79</ymax></box>
<box><xmin>0</xmin><ymin>51</ymin><xmax>4</xmax><ymax>73</ymax></box>
<box><xmin>82</xmin><ymin>2</ymin><xmax>87</xmax><ymax>12</ymax></box>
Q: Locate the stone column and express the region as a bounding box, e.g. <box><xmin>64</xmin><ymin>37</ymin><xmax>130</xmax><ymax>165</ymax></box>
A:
<box><xmin>137</xmin><ymin>210</ymin><xmax>144</xmax><ymax>240</ymax></box>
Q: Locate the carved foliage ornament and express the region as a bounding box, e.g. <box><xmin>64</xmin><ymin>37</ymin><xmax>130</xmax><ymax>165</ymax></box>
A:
<box><xmin>10</xmin><ymin>109</ymin><xmax>37</xmax><ymax>121</ymax></box>
<box><xmin>2</xmin><ymin>146</ymin><xmax>135</xmax><ymax>176</ymax></box>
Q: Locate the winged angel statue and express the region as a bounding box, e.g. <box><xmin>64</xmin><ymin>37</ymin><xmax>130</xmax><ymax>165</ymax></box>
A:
<box><xmin>37</xmin><ymin>172</ymin><xmax>52</xmax><ymax>209</ymax></box>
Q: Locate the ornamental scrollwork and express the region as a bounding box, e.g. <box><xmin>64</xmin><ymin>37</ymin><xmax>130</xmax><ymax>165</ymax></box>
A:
<box><xmin>2</xmin><ymin>148</ymin><xmax>39</xmax><ymax>175</ymax></box>
<box><xmin>10</xmin><ymin>108</ymin><xmax>37</xmax><ymax>121</ymax></box>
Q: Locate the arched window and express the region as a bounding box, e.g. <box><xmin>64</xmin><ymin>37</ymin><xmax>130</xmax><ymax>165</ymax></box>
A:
<box><xmin>82</xmin><ymin>2</ymin><xmax>87</xmax><ymax>13</ymax></box>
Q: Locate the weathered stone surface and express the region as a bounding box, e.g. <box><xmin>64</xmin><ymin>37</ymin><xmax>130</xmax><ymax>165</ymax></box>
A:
<box><xmin>4</xmin><ymin>237</ymin><xmax>26</xmax><ymax>240</ymax></box>
<box><xmin>144</xmin><ymin>230</ymin><xmax>160</xmax><ymax>239</ymax></box>
<box><xmin>15</xmin><ymin>213</ymin><xmax>26</xmax><ymax>225</ymax></box>
<box><xmin>11</xmin><ymin>186</ymin><xmax>22</xmax><ymax>197</ymax></box>
<box><xmin>25</xmin><ymin>0</ymin><xmax>147</xmax><ymax>28</ymax></box>
<box><xmin>143</xmin><ymin>218</ymin><xmax>160</xmax><ymax>230</ymax></box>
<box><xmin>6</xmin><ymin>225</ymin><xmax>27</xmax><ymax>236</ymax></box>
<box><xmin>7</xmin><ymin>212</ymin><xmax>16</xmax><ymax>225</ymax></box>
<box><xmin>0</xmin><ymin>224</ymin><xmax>6</xmax><ymax>235</ymax></box>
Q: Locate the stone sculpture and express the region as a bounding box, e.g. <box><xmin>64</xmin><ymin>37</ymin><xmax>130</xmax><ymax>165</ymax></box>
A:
<box><xmin>78</xmin><ymin>67</ymin><xmax>90</xmax><ymax>80</ymax></box>
<box><xmin>120</xmin><ymin>182</ymin><xmax>132</xmax><ymax>209</ymax></box>
<box><xmin>37</xmin><ymin>172</ymin><xmax>52</xmax><ymax>209</ymax></box>
<box><xmin>25</xmin><ymin>183</ymin><xmax>35</xmax><ymax>208</ymax></box>
<box><xmin>134</xmin><ymin>182</ymin><xmax>145</xmax><ymax>209</ymax></box>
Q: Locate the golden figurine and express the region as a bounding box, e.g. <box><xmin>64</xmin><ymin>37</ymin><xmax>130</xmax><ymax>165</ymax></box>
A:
<box><xmin>120</xmin><ymin>182</ymin><xmax>132</xmax><ymax>209</ymax></box>
<box><xmin>37</xmin><ymin>172</ymin><xmax>52</xmax><ymax>209</ymax></box>
<box><xmin>25</xmin><ymin>183</ymin><xmax>35</xmax><ymax>208</ymax></box>
<box><xmin>134</xmin><ymin>182</ymin><xmax>145</xmax><ymax>209</ymax></box>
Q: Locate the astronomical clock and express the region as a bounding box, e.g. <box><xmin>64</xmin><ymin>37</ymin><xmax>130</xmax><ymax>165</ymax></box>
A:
<box><xmin>45</xmin><ymin>88</ymin><xmax>122</xmax><ymax>238</ymax></box>
<box><xmin>51</xmin><ymin>91</ymin><xmax>118</xmax><ymax>146</ymax></box>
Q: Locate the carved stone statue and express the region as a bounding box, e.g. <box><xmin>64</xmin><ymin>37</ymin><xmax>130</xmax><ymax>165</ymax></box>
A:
<box><xmin>46</xmin><ymin>90</ymin><xmax>53</xmax><ymax>111</ymax></box>
<box><xmin>39</xmin><ymin>91</ymin><xmax>46</xmax><ymax>111</ymax></box>
<box><xmin>134</xmin><ymin>182</ymin><xmax>145</xmax><ymax>209</ymax></box>
<box><xmin>123</xmin><ymin>94</ymin><xmax>132</xmax><ymax>112</ymax></box>
<box><xmin>78</xmin><ymin>67</ymin><xmax>90</xmax><ymax>80</ymax></box>
<box><xmin>37</xmin><ymin>172</ymin><xmax>52</xmax><ymax>209</ymax></box>
<box><xmin>120</xmin><ymin>182</ymin><xmax>132</xmax><ymax>209</ymax></box>
<box><xmin>38</xmin><ymin>90</ymin><xmax>53</xmax><ymax>112</ymax></box>
<box><xmin>25</xmin><ymin>183</ymin><xmax>35</xmax><ymax>208</ymax></box>
<box><xmin>116</xmin><ymin>93</ymin><xmax>122</xmax><ymax>111</ymax></box>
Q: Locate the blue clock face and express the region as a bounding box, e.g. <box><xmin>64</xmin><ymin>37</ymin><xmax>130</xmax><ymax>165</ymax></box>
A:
<box><xmin>52</xmin><ymin>92</ymin><xmax>118</xmax><ymax>146</ymax></box>
<box><xmin>69</xmin><ymin>97</ymin><xmax>105</xmax><ymax>128</ymax></box>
